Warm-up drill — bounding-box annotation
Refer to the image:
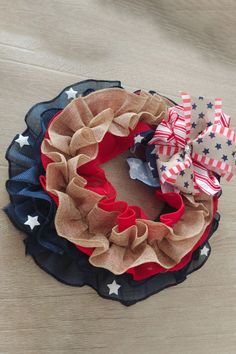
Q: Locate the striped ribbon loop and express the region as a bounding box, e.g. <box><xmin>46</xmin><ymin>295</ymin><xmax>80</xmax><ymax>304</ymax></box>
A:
<box><xmin>149</xmin><ymin>92</ymin><xmax>236</xmax><ymax>195</ymax></box>
<box><xmin>214</xmin><ymin>98</ymin><xmax>222</xmax><ymax>124</ymax></box>
<box><xmin>180</xmin><ymin>91</ymin><xmax>192</xmax><ymax>143</ymax></box>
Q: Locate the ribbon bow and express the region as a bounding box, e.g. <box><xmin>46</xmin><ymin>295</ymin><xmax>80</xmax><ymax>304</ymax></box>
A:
<box><xmin>149</xmin><ymin>92</ymin><xmax>236</xmax><ymax>195</ymax></box>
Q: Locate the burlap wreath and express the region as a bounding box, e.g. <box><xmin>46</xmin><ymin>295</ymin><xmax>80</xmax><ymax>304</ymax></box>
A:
<box><xmin>41</xmin><ymin>88</ymin><xmax>213</xmax><ymax>275</ymax></box>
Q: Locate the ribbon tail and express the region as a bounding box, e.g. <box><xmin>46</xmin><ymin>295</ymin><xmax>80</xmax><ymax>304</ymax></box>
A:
<box><xmin>159</xmin><ymin>154</ymin><xmax>192</xmax><ymax>185</ymax></box>
<box><xmin>193</xmin><ymin>162</ymin><xmax>221</xmax><ymax>195</ymax></box>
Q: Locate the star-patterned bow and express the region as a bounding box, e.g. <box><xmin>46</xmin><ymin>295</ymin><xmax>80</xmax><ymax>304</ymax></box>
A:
<box><xmin>149</xmin><ymin>92</ymin><xmax>236</xmax><ymax>195</ymax></box>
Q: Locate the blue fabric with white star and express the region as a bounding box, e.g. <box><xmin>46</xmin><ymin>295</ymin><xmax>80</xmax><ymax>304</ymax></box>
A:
<box><xmin>128</xmin><ymin>130</ymin><xmax>160</xmax><ymax>186</ymax></box>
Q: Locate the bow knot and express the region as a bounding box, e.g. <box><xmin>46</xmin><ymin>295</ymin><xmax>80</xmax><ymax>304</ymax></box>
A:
<box><xmin>149</xmin><ymin>92</ymin><xmax>236</xmax><ymax>195</ymax></box>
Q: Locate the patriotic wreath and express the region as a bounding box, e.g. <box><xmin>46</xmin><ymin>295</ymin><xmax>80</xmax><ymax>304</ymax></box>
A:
<box><xmin>5</xmin><ymin>80</ymin><xmax>235</xmax><ymax>305</ymax></box>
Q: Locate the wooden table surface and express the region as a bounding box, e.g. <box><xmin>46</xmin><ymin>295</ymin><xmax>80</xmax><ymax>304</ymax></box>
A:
<box><xmin>0</xmin><ymin>1</ymin><xmax>236</xmax><ymax>353</ymax></box>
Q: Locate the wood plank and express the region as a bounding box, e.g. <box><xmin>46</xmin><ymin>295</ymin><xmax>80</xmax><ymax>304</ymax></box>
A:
<box><xmin>0</xmin><ymin>1</ymin><xmax>236</xmax><ymax>353</ymax></box>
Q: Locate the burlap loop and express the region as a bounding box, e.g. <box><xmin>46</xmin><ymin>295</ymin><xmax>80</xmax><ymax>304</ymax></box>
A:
<box><xmin>41</xmin><ymin>88</ymin><xmax>213</xmax><ymax>274</ymax></box>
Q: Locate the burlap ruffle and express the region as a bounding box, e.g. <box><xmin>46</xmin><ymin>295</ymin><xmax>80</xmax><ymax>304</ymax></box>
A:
<box><xmin>41</xmin><ymin>88</ymin><xmax>213</xmax><ymax>274</ymax></box>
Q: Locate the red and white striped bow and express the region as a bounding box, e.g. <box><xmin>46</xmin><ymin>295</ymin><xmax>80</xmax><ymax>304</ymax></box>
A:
<box><xmin>149</xmin><ymin>92</ymin><xmax>236</xmax><ymax>195</ymax></box>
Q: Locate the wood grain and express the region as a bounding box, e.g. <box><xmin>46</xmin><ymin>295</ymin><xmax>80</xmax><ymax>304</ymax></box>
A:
<box><xmin>0</xmin><ymin>1</ymin><xmax>236</xmax><ymax>353</ymax></box>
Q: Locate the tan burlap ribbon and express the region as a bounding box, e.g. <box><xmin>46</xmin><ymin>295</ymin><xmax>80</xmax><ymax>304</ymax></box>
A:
<box><xmin>41</xmin><ymin>88</ymin><xmax>213</xmax><ymax>274</ymax></box>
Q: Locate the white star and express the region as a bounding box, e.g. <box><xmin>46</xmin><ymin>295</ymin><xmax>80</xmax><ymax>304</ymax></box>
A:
<box><xmin>148</xmin><ymin>162</ymin><xmax>155</xmax><ymax>171</ymax></box>
<box><xmin>24</xmin><ymin>215</ymin><xmax>40</xmax><ymax>230</ymax></box>
<box><xmin>65</xmin><ymin>87</ymin><xmax>78</xmax><ymax>100</ymax></box>
<box><xmin>200</xmin><ymin>245</ymin><xmax>210</xmax><ymax>257</ymax></box>
<box><xmin>150</xmin><ymin>147</ymin><xmax>157</xmax><ymax>155</ymax></box>
<box><xmin>134</xmin><ymin>134</ymin><xmax>143</xmax><ymax>144</ymax></box>
<box><xmin>107</xmin><ymin>280</ymin><xmax>121</xmax><ymax>295</ymax></box>
<box><xmin>15</xmin><ymin>134</ymin><xmax>30</xmax><ymax>148</ymax></box>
